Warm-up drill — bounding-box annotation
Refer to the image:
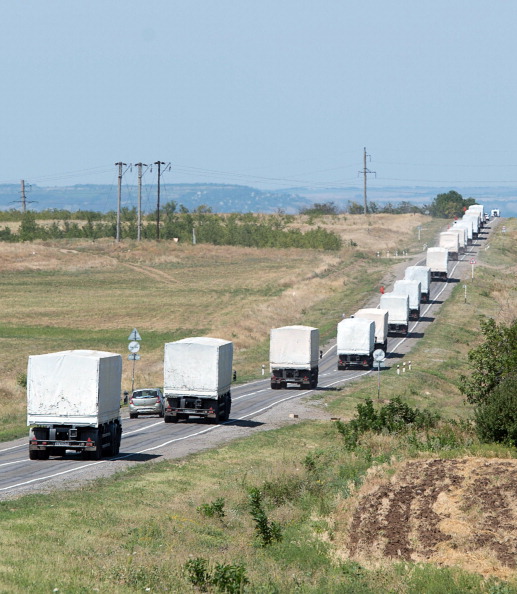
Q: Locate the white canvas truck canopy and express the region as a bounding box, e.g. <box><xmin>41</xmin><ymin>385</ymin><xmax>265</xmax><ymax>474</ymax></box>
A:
<box><xmin>426</xmin><ymin>247</ymin><xmax>449</xmax><ymax>272</ymax></box>
<box><xmin>27</xmin><ymin>350</ymin><xmax>122</xmax><ymax>426</ymax></box>
<box><xmin>404</xmin><ymin>266</ymin><xmax>431</xmax><ymax>294</ymax></box>
<box><xmin>439</xmin><ymin>232</ymin><xmax>460</xmax><ymax>253</ymax></box>
<box><xmin>393</xmin><ymin>280</ymin><xmax>421</xmax><ymax>309</ymax></box>
<box><xmin>455</xmin><ymin>220</ymin><xmax>473</xmax><ymax>240</ymax></box>
<box><xmin>353</xmin><ymin>308</ymin><xmax>389</xmax><ymax>343</ymax></box>
<box><xmin>467</xmin><ymin>205</ymin><xmax>484</xmax><ymax>219</ymax></box>
<box><xmin>164</xmin><ymin>337</ymin><xmax>233</xmax><ymax>397</ymax></box>
<box><xmin>379</xmin><ymin>293</ymin><xmax>409</xmax><ymax>325</ymax></box>
<box><xmin>448</xmin><ymin>226</ymin><xmax>467</xmax><ymax>249</ymax></box>
<box><xmin>270</xmin><ymin>325</ymin><xmax>320</xmax><ymax>370</ymax></box>
<box><xmin>463</xmin><ymin>214</ymin><xmax>479</xmax><ymax>234</ymax></box>
<box><xmin>337</xmin><ymin>318</ymin><xmax>375</xmax><ymax>355</ymax></box>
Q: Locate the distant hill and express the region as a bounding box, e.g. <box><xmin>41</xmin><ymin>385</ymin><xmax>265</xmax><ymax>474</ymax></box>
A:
<box><xmin>0</xmin><ymin>182</ymin><xmax>513</xmax><ymax>216</ymax></box>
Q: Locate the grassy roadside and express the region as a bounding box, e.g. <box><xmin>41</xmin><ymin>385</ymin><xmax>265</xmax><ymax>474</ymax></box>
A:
<box><xmin>0</xmin><ymin>218</ymin><xmax>516</xmax><ymax>591</ymax></box>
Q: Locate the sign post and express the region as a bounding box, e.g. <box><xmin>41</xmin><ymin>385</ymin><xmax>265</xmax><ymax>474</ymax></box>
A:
<box><xmin>128</xmin><ymin>328</ymin><xmax>142</xmax><ymax>393</ymax></box>
<box><xmin>470</xmin><ymin>259</ymin><xmax>476</xmax><ymax>280</ymax></box>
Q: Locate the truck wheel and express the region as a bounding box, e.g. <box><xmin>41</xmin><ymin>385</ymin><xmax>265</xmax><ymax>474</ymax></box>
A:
<box><xmin>114</xmin><ymin>425</ymin><xmax>122</xmax><ymax>455</ymax></box>
<box><xmin>39</xmin><ymin>450</ymin><xmax>50</xmax><ymax>460</ymax></box>
<box><xmin>29</xmin><ymin>449</ymin><xmax>39</xmax><ymax>460</ymax></box>
<box><xmin>88</xmin><ymin>430</ymin><xmax>103</xmax><ymax>460</ymax></box>
<box><xmin>106</xmin><ymin>422</ymin><xmax>117</xmax><ymax>456</ymax></box>
<box><xmin>164</xmin><ymin>415</ymin><xmax>177</xmax><ymax>423</ymax></box>
<box><xmin>129</xmin><ymin>413</ymin><xmax>137</xmax><ymax>419</ymax></box>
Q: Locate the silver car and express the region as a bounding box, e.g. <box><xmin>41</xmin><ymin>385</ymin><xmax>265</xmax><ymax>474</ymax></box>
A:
<box><xmin>129</xmin><ymin>388</ymin><xmax>164</xmax><ymax>418</ymax></box>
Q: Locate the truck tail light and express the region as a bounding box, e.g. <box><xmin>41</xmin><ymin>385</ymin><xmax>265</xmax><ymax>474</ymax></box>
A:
<box><xmin>86</xmin><ymin>438</ymin><xmax>93</xmax><ymax>447</ymax></box>
<box><xmin>31</xmin><ymin>438</ymin><xmax>37</xmax><ymax>445</ymax></box>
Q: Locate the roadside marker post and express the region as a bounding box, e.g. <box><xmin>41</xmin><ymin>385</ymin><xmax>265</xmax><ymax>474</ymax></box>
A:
<box><xmin>128</xmin><ymin>328</ymin><xmax>142</xmax><ymax>393</ymax></box>
<box><xmin>373</xmin><ymin>349</ymin><xmax>386</xmax><ymax>401</ymax></box>
<box><xmin>470</xmin><ymin>259</ymin><xmax>476</xmax><ymax>280</ymax></box>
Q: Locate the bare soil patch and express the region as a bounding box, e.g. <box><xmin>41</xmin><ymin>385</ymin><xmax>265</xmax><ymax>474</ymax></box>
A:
<box><xmin>340</xmin><ymin>457</ymin><xmax>517</xmax><ymax>580</ymax></box>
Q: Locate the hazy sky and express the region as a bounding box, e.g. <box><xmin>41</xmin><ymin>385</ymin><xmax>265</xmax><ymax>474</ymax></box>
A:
<box><xmin>2</xmin><ymin>1</ymin><xmax>517</xmax><ymax>194</ymax></box>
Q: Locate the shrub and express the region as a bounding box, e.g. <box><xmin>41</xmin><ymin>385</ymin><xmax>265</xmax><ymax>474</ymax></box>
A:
<box><xmin>248</xmin><ymin>488</ymin><xmax>282</xmax><ymax>546</ymax></box>
<box><xmin>336</xmin><ymin>398</ymin><xmax>440</xmax><ymax>448</ymax></box>
<box><xmin>184</xmin><ymin>557</ymin><xmax>249</xmax><ymax>593</ymax></box>
<box><xmin>197</xmin><ymin>497</ymin><xmax>226</xmax><ymax>519</ymax></box>
<box><xmin>474</xmin><ymin>374</ymin><xmax>517</xmax><ymax>445</ymax></box>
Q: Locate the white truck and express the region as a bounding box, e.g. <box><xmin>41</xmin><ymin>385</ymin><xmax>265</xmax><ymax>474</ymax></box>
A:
<box><xmin>270</xmin><ymin>325</ymin><xmax>319</xmax><ymax>389</ymax></box>
<box><xmin>426</xmin><ymin>247</ymin><xmax>449</xmax><ymax>281</ymax></box>
<box><xmin>463</xmin><ymin>214</ymin><xmax>479</xmax><ymax>238</ymax></box>
<box><xmin>27</xmin><ymin>350</ymin><xmax>122</xmax><ymax>460</ymax></box>
<box><xmin>163</xmin><ymin>337</ymin><xmax>233</xmax><ymax>423</ymax></box>
<box><xmin>393</xmin><ymin>279</ymin><xmax>421</xmax><ymax>320</ymax></box>
<box><xmin>466</xmin><ymin>205</ymin><xmax>485</xmax><ymax>228</ymax></box>
<box><xmin>454</xmin><ymin>220</ymin><xmax>473</xmax><ymax>244</ymax></box>
<box><xmin>353</xmin><ymin>308</ymin><xmax>389</xmax><ymax>353</ymax></box>
<box><xmin>337</xmin><ymin>318</ymin><xmax>375</xmax><ymax>370</ymax></box>
<box><xmin>380</xmin><ymin>293</ymin><xmax>410</xmax><ymax>336</ymax></box>
<box><xmin>439</xmin><ymin>231</ymin><xmax>460</xmax><ymax>260</ymax></box>
<box><xmin>491</xmin><ymin>209</ymin><xmax>500</xmax><ymax>217</ymax></box>
<box><xmin>448</xmin><ymin>225</ymin><xmax>467</xmax><ymax>253</ymax></box>
<box><xmin>404</xmin><ymin>265</ymin><xmax>431</xmax><ymax>303</ymax></box>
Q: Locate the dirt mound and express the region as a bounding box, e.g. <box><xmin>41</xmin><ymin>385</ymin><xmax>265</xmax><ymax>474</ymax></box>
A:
<box><xmin>342</xmin><ymin>457</ymin><xmax>517</xmax><ymax>580</ymax></box>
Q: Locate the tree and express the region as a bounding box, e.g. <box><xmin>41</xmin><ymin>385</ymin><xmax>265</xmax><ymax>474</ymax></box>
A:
<box><xmin>429</xmin><ymin>190</ymin><xmax>476</xmax><ymax>218</ymax></box>
<box><xmin>18</xmin><ymin>212</ymin><xmax>39</xmax><ymax>241</ymax></box>
<box><xmin>459</xmin><ymin>317</ymin><xmax>517</xmax><ymax>405</ymax></box>
<box><xmin>299</xmin><ymin>202</ymin><xmax>340</xmax><ymax>215</ymax></box>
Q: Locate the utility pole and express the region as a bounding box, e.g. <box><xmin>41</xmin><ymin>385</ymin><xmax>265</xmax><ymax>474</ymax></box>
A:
<box><xmin>20</xmin><ymin>180</ymin><xmax>27</xmax><ymax>213</ymax></box>
<box><xmin>134</xmin><ymin>163</ymin><xmax>148</xmax><ymax>241</ymax></box>
<box><xmin>115</xmin><ymin>162</ymin><xmax>127</xmax><ymax>242</ymax></box>
<box><xmin>359</xmin><ymin>147</ymin><xmax>376</xmax><ymax>215</ymax></box>
<box><xmin>154</xmin><ymin>161</ymin><xmax>170</xmax><ymax>240</ymax></box>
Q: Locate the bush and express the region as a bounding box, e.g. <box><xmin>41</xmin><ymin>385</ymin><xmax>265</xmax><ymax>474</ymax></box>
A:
<box><xmin>184</xmin><ymin>557</ymin><xmax>249</xmax><ymax>593</ymax></box>
<box><xmin>474</xmin><ymin>374</ymin><xmax>517</xmax><ymax>445</ymax></box>
<box><xmin>336</xmin><ymin>398</ymin><xmax>440</xmax><ymax>448</ymax></box>
<box><xmin>197</xmin><ymin>497</ymin><xmax>226</xmax><ymax>519</ymax></box>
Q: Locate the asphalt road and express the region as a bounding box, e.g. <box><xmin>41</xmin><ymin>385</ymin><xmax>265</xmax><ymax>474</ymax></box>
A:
<box><xmin>0</xmin><ymin>223</ymin><xmax>496</xmax><ymax>500</ymax></box>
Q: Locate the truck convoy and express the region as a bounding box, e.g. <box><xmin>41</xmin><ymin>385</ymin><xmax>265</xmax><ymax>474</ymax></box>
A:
<box><xmin>404</xmin><ymin>265</ymin><xmax>431</xmax><ymax>303</ymax></box>
<box><xmin>426</xmin><ymin>247</ymin><xmax>449</xmax><ymax>280</ymax></box>
<box><xmin>27</xmin><ymin>350</ymin><xmax>123</xmax><ymax>460</ymax></box>
<box><xmin>380</xmin><ymin>293</ymin><xmax>410</xmax><ymax>336</ymax></box>
<box><xmin>270</xmin><ymin>325</ymin><xmax>319</xmax><ymax>389</ymax></box>
<box><xmin>393</xmin><ymin>280</ymin><xmax>421</xmax><ymax>320</ymax></box>
<box><xmin>439</xmin><ymin>231</ymin><xmax>460</xmax><ymax>260</ymax></box>
<box><xmin>353</xmin><ymin>308</ymin><xmax>389</xmax><ymax>353</ymax></box>
<box><xmin>163</xmin><ymin>337</ymin><xmax>233</xmax><ymax>423</ymax></box>
<box><xmin>337</xmin><ymin>318</ymin><xmax>375</xmax><ymax>370</ymax></box>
